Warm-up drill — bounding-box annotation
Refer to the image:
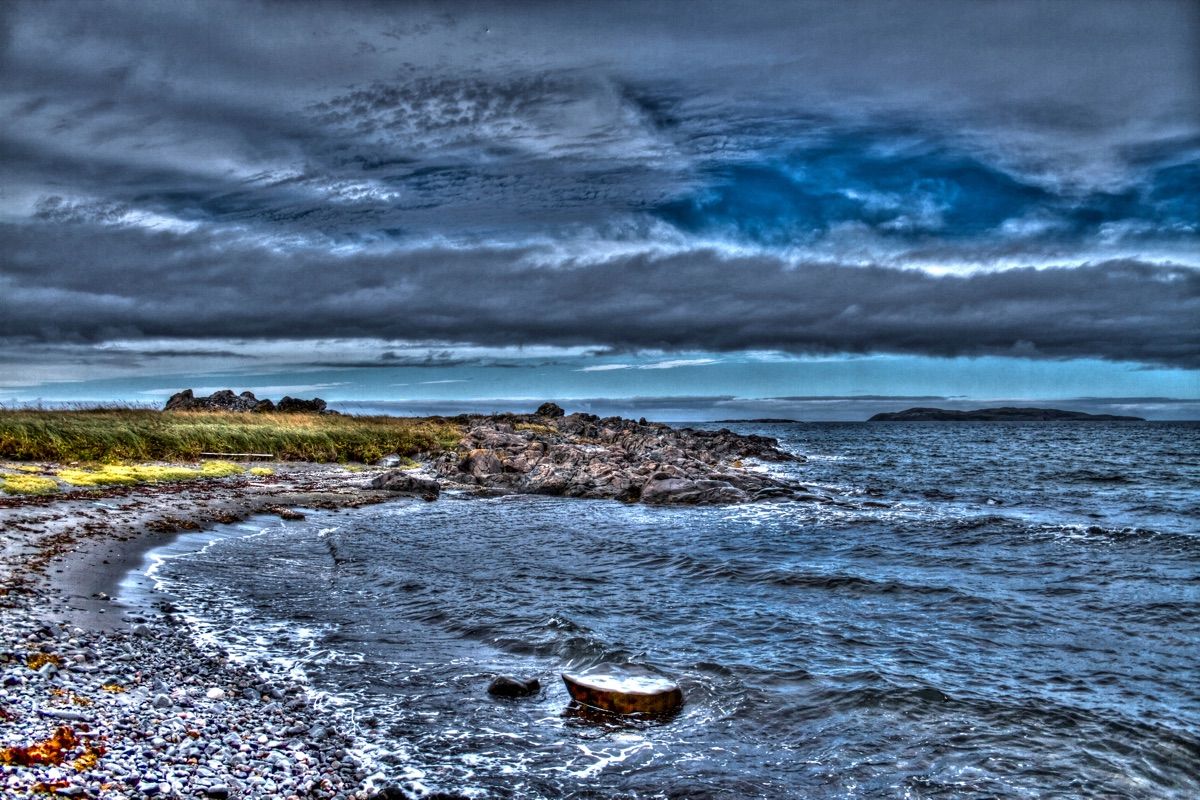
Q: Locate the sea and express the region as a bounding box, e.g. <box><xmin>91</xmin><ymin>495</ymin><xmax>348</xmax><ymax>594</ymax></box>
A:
<box><xmin>121</xmin><ymin>422</ymin><xmax>1200</xmax><ymax>799</ymax></box>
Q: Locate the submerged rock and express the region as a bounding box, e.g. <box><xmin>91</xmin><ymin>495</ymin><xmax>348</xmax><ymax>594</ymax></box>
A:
<box><xmin>487</xmin><ymin>675</ymin><xmax>541</xmax><ymax>698</ymax></box>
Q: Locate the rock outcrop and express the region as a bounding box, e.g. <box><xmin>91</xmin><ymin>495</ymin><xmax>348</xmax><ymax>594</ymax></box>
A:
<box><xmin>370</xmin><ymin>409</ymin><xmax>807</xmax><ymax>505</ymax></box>
<box><xmin>163</xmin><ymin>389</ymin><xmax>328</xmax><ymax>414</ymax></box>
<box><xmin>276</xmin><ymin>396</ymin><xmax>327</xmax><ymax>413</ymax></box>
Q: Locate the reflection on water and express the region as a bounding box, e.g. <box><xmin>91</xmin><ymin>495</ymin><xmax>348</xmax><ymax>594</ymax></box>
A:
<box><xmin>127</xmin><ymin>423</ymin><xmax>1200</xmax><ymax>799</ymax></box>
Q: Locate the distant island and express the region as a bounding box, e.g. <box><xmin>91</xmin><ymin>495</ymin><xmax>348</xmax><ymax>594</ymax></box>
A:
<box><xmin>869</xmin><ymin>406</ymin><xmax>1145</xmax><ymax>422</ymax></box>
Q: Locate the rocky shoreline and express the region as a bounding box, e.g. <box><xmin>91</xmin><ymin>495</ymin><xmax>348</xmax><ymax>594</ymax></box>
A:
<box><xmin>384</xmin><ymin>405</ymin><xmax>808</xmax><ymax>505</ymax></box>
<box><xmin>1</xmin><ymin>411</ymin><xmax>811</xmax><ymax>798</ymax></box>
<box><xmin>0</xmin><ymin>466</ymin><xmax>411</xmax><ymax>800</ymax></box>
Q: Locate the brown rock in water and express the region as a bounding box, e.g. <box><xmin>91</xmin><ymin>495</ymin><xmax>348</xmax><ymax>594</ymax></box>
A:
<box><xmin>562</xmin><ymin>665</ymin><xmax>684</xmax><ymax>716</ymax></box>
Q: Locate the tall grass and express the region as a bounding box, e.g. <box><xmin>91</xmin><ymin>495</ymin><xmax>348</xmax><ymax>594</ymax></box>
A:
<box><xmin>0</xmin><ymin>410</ymin><xmax>463</xmax><ymax>464</ymax></box>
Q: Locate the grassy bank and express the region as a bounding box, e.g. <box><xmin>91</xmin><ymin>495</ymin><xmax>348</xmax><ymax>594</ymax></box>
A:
<box><xmin>0</xmin><ymin>409</ymin><xmax>462</xmax><ymax>464</ymax></box>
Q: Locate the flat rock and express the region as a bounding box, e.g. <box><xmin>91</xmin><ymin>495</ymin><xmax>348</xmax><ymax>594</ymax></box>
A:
<box><xmin>562</xmin><ymin>664</ymin><xmax>684</xmax><ymax>716</ymax></box>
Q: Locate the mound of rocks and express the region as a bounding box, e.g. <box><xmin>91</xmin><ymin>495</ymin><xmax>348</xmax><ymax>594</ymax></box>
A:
<box><xmin>164</xmin><ymin>389</ymin><xmax>328</xmax><ymax>414</ymax></box>
<box><xmin>374</xmin><ymin>409</ymin><xmax>805</xmax><ymax>505</ymax></box>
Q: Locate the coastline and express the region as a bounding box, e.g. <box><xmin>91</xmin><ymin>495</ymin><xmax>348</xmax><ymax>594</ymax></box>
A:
<box><xmin>0</xmin><ymin>410</ymin><xmax>805</xmax><ymax>798</ymax></box>
<box><xmin>0</xmin><ymin>463</ymin><xmax>416</xmax><ymax>800</ymax></box>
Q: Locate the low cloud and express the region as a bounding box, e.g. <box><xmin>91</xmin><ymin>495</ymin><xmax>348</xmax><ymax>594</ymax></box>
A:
<box><xmin>1</xmin><ymin>222</ymin><xmax>1196</xmax><ymax>368</ymax></box>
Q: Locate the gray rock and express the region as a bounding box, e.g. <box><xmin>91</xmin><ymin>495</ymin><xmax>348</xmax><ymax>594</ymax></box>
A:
<box><xmin>369</xmin><ymin>471</ymin><xmax>441</xmax><ymax>500</ymax></box>
<box><xmin>487</xmin><ymin>675</ymin><xmax>541</xmax><ymax>698</ymax></box>
<box><xmin>432</xmin><ymin>412</ymin><xmax>801</xmax><ymax>505</ymax></box>
<box><xmin>535</xmin><ymin>402</ymin><xmax>566</xmax><ymax>418</ymax></box>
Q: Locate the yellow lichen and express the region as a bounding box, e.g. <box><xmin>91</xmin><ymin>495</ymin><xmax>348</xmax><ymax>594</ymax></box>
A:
<box><xmin>1</xmin><ymin>474</ymin><xmax>59</xmax><ymax>495</ymax></box>
<box><xmin>57</xmin><ymin>460</ymin><xmax>243</xmax><ymax>487</ymax></box>
<box><xmin>249</xmin><ymin>466</ymin><xmax>274</xmax><ymax>476</ymax></box>
<box><xmin>99</xmin><ymin>683</ymin><xmax>126</xmax><ymax>694</ymax></box>
<box><xmin>515</xmin><ymin>423</ymin><xmax>557</xmax><ymax>435</ymax></box>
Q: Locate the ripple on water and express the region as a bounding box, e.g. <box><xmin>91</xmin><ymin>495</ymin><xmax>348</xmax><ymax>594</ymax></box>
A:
<box><xmin>125</xmin><ymin>422</ymin><xmax>1200</xmax><ymax>799</ymax></box>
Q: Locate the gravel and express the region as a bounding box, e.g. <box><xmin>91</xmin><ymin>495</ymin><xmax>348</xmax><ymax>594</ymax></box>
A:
<box><xmin>0</xmin><ymin>605</ymin><xmax>389</xmax><ymax>799</ymax></box>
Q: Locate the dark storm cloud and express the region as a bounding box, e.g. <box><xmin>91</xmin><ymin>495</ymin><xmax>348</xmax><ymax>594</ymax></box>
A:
<box><xmin>2</xmin><ymin>221</ymin><xmax>1197</xmax><ymax>367</ymax></box>
<box><xmin>2</xmin><ymin>0</ymin><xmax>1197</xmax><ymax>247</ymax></box>
<box><xmin>0</xmin><ymin>0</ymin><xmax>1197</xmax><ymax>370</ymax></box>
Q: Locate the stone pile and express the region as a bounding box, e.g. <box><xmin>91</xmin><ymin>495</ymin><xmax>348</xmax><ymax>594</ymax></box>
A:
<box><xmin>376</xmin><ymin>406</ymin><xmax>806</xmax><ymax>505</ymax></box>
<box><xmin>163</xmin><ymin>390</ymin><xmax>329</xmax><ymax>414</ymax></box>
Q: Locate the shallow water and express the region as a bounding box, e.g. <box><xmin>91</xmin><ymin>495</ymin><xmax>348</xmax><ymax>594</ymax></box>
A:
<box><xmin>124</xmin><ymin>422</ymin><xmax>1200</xmax><ymax>798</ymax></box>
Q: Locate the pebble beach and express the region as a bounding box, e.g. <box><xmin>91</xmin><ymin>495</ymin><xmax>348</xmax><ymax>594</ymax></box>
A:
<box><xmin>0</xmin><ymin>465</ymin><xmax>414</xmax><ymax>800</ymax></box>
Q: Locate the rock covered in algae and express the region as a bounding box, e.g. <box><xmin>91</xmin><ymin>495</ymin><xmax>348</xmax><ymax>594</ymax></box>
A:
<box><xmin>561</xmin><ymin>664</ymin><xmax>683</xmax><ymax>716</ymax></box>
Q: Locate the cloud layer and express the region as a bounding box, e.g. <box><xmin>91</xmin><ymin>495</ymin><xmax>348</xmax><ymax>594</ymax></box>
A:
<box><xmin>0</xmin><ymin>0</ymin><xmax>1197</xmax><ymax>380</ymax></box>
<box><xmin>2</xmin><ymin>220</ymin><xmax>1197</xmax><ymax>366</ymax></box>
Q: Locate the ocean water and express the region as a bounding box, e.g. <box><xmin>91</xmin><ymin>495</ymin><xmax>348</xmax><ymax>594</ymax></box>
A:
<box><xmin>124</xmin><ymin>423</ymin><xmax>1200</xmax><ymax>799</ymax></box>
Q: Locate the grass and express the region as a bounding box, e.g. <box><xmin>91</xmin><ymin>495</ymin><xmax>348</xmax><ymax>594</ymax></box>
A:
<box><xmin>0</xmin><ymin>473</ymin><xmax>59</xmax><ymax>496</ymax></box>
<box><xmin>0</xmin><ymin>410</ymin><xmax>463</xmax><ymax>464</ymax></box>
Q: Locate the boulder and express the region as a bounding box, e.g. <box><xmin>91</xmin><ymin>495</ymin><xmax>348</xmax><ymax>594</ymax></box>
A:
<box><xmin>165</xmin><ymin>388</ymin><xmax>265</xmax><ymax>412</ymax></box>
<box><xmin>276</xmin><ymin>396</ymin><xmax>327</xmax><ymax>413</ymax></box>
<box><xmin>487</xmin><ymin>675</ymin><xmax>540</xmax><ymax>698</ymax></box>
<box><xmin>164</xmin><ymin>389</ymin><xmax>196</xmax><ymax>410</ymax></box>
<box><xmin>459</xmin><ymin>448</ymin><xmax>503</xmax><ymax>478</ymax></box>
<box><xmin>562</xmin><ymin>664</ymin><xmax>683</xmax><ymax>716</ymax></box>
<box><xmin>369</xmin><ymin>471</ymin><xmax>441</xmax><ymax>500</ymax></box>
<box><xmin>535</xmin><ymin>402</ymin><xmax>565</xmax><ymax>418</ymax></box>
<box><xmin>162</xmin><ymin>388</ymin><xmax>318</xmax><ymax>413</ymax></box>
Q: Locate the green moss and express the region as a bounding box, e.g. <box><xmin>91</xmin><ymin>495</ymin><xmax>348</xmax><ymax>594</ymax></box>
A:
<box><xmin>248</xmin><ymin>466</ymin><xmax>274</xmax><ymax>477</ymax></box>
<box><xmin>0</xmin><ymin>473</ymin><xmax>59</xmax><ymax>495</ymax></box>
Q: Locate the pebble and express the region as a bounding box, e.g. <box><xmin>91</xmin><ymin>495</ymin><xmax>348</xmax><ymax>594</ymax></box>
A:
<box><xmin>0</xmin><ymin>610</ymin><xmax>376</xmax><ymax>799</ymax></box>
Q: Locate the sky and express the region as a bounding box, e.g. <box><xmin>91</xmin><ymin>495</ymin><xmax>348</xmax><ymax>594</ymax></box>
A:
<box><xmin>1</xmin><ymin>0</ymin><xmax>1197</xmax><ymax>419</ymax></box>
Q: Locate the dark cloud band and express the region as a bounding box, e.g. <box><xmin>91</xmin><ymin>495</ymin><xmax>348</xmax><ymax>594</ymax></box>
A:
<box><xmin>1</xmin><ymin>222</ymin><xmax>1196</xmax><ymax>367</ymax></box>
